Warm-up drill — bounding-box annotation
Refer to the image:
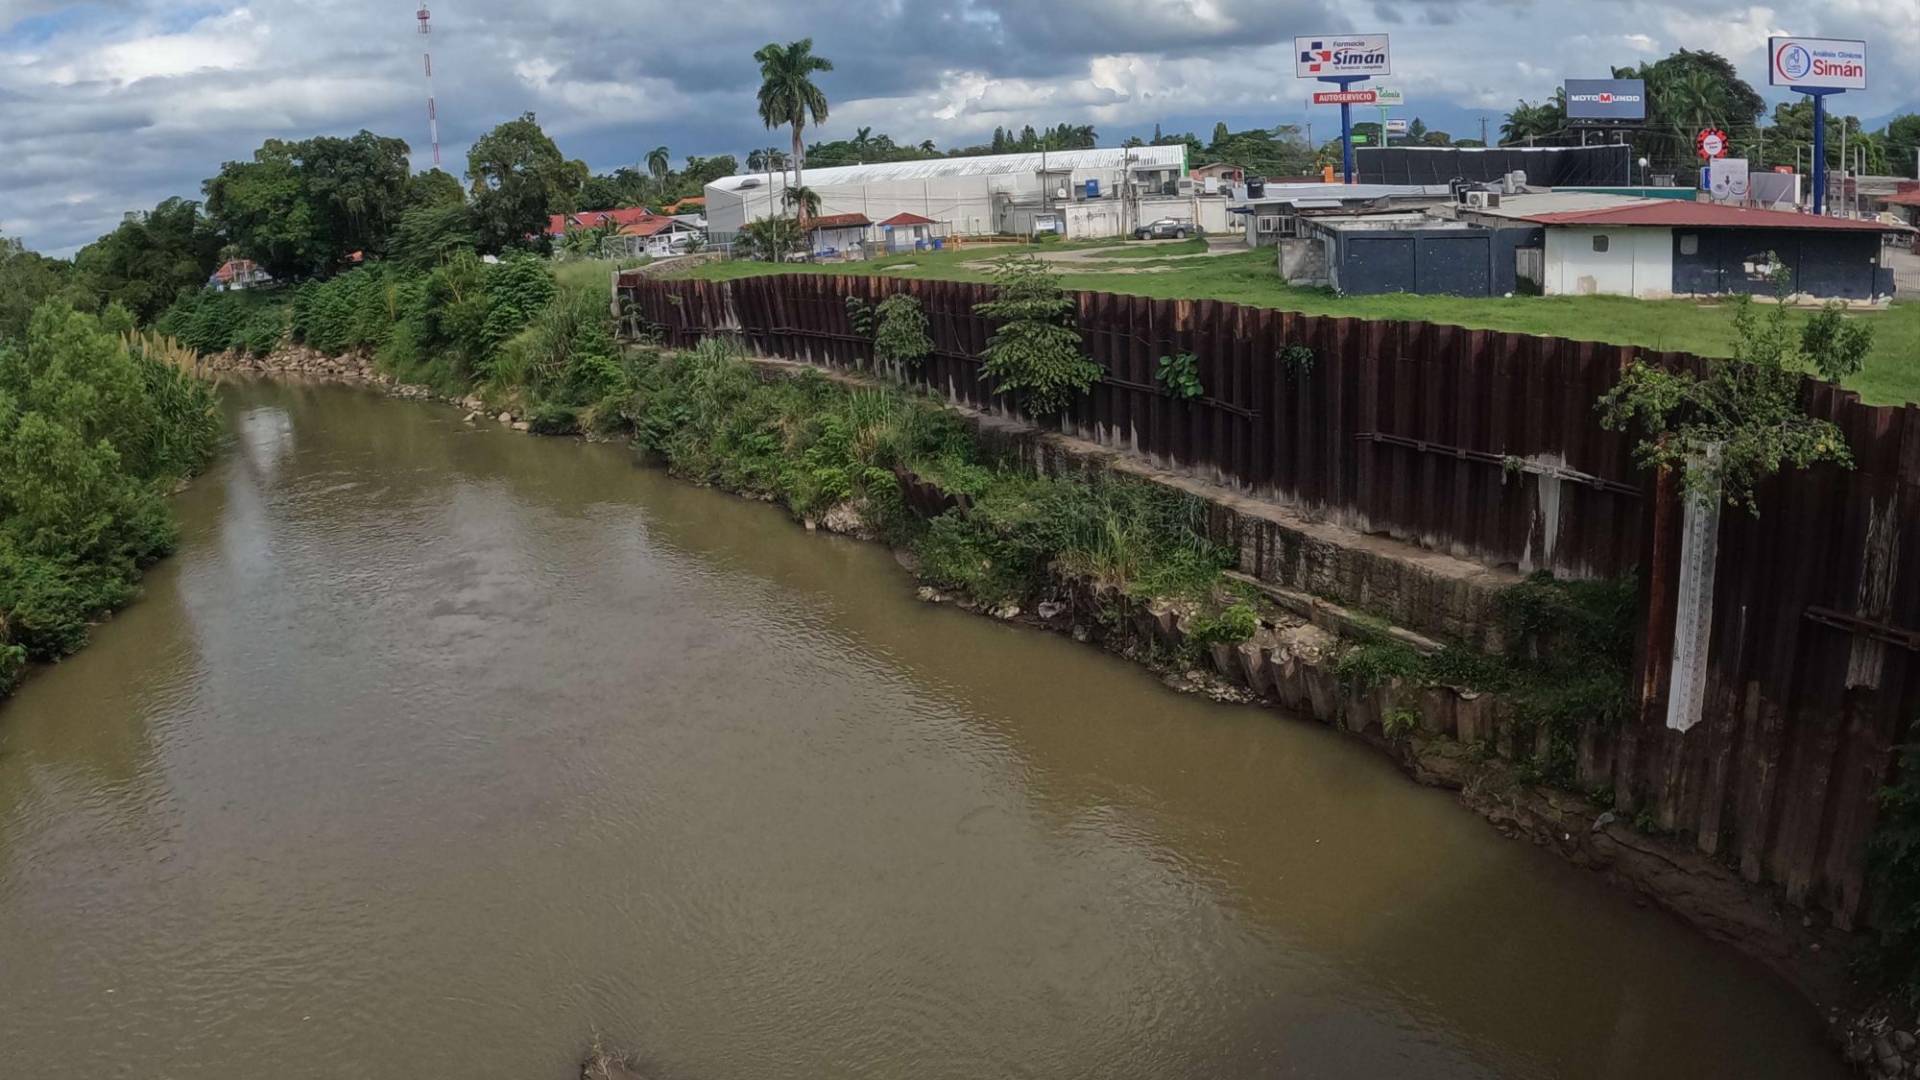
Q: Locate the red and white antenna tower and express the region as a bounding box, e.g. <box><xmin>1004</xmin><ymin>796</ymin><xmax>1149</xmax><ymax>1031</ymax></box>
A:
<box><xmin>417</xmin><ymin>4</ymin><xmax>440</xmax><ymax>166</ymax></box>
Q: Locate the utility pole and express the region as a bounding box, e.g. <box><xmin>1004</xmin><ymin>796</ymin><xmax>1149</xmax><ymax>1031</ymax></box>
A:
<box><xmin>1480</xmin><ymin>117</ymin><xmax>1489</xmax><ymax>146</ymax></box>
<box><xmin>1839</xmin><ymin>119</ymin><xmax>1848</xmax><ymax>217</ymax></box>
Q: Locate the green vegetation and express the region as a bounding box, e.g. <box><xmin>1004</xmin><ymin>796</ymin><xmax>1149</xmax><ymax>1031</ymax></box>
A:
<box><xmin>0</xmin><ymin>305</ymin><xmax>221</xmax><ymax>698</ymax></box>
<box><xmin>1327</xmin><ymin>572</ymin><xmax>1635</xmax><ymax>785</ymax></box>
<box><xmin>871</xmin><ymin>294</ymin><xmax>932</xmax><ymax>368</ymax></box>
<box><xmin>466</xmin><ymin>113</ymin><xmax>590</xmax><ymax>255</ymax></box>
<box><xmin>974</xmin><ymin>256</ymin><xmax>1101</xmax><ymax>415</ymax></box>
<box><xmin>1600</xmin><ymin>265</ymin><xmax>1871</xmax><ymax>512</ymax></box>
<box><xmin>1870</xmin><ymin>733</ymin><xmax>1920</xmax><ymax>1000</ymax></box>
<box><xmin>678</xmin><ymin>247</ymin><xmax>1920</xmax><ymax>406</ymax></box>
<box><xmin>1156</xmin><ymin>352</ymin><xmax>1203</xmax><ymax>400</ymax></box>
<box><xmin>616</xmin><ymin>338</ymin><xmax>1229</xmax><ymax>607</ymax></box>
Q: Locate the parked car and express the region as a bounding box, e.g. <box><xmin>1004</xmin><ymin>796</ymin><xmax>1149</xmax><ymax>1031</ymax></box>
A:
<box><xmin>1133</xmin><ymin>218</ymin><xmax>1192</xmax><ymax>240</ymax></box>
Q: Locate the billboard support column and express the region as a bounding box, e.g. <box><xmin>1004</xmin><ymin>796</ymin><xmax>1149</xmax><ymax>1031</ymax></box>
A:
<box><xmin>1807</xmin><ymin>89</ymin><xmax>1833</xmax><ymax>215</ymax></box>
<box><xmin>1323</xmin><ymin>75</ymin><xmax>1363</xmax><ymax>183</ymax></box>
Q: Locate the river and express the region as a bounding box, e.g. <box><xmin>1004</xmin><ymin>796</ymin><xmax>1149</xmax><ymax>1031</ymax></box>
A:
<box><xmin>0</xmin><ymin>379</ymin><xmax>1843</xmax><ymax>1079</ymax></box>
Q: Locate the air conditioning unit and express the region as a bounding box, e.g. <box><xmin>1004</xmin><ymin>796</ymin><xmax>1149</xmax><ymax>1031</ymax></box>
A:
<box><xmin>1464</xmin><ymin>190</ymin><xmax>1502</xmax><ymax>209</ymax></box>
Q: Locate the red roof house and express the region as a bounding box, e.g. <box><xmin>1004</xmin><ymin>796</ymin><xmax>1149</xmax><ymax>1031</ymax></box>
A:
<box><xmin>801</xmin><ymin>212</ymin><xmax>872</xmax><ymax>233</ymax></box>
<box><xmin>548</xmin><ymin>207</ymin><xmax>663</xmax><ymax>237</ymax></box>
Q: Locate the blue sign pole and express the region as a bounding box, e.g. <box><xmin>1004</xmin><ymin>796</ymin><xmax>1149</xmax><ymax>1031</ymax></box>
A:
<box><xmin>1319</xmin><ymin>75</ymin><xmax>1364</xmax><ymax>183</ymax></box>
<box><xmin>1795</xmin><ymin>86</ymin><xmax>1840</xmax><ymax>215</ymax></box>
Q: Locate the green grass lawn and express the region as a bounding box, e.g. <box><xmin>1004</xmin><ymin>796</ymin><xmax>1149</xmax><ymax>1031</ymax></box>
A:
<box><xmin>554</xmin><ymin>256</ymin><xmax>650</xmax><ymax>292</ymax></box>
<box><xmin>679</xmin><ymin>246</ymin><xmax>1920</xmax><ymax>405</ymax></box>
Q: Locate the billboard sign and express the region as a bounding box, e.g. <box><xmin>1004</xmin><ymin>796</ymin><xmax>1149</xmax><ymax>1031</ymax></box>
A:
<box><xmin>1768</xmin><ymin>37</ymin><xmax>1866</xmax><ymax>89</ymax></box>
<box><xmin>1313</xmin><ymin>89</ymin><xmax>1377</xmax><ymax>105</ymax></box>
<box><xmin>1565</xmin><ymin>78</ymin><xmax>1646</xmax><ymax>121</ymax></box>
<box><xmin>1295</xmin><ymin>35</ymin><xmax>1391</xmax><ymax>79</ymax></box>
<box><xmin>1708</xmin><ymin>157</ymin><xmax>1751</xmax><ymax>203</ymax></box>
<box><xmin>1696</xmin><ymin>128</ymin><xmax>1729</xmax><ymax>159</ymax></box>
<box><xmin>1370</xmin><ymin>85</ymin><xmax>1406</xmax><ymax>106</ymax></box>
<box><xmin>1385</xmin><ymin>118</ymin><xmax>1409</xmax><ymax>135</ymax></box>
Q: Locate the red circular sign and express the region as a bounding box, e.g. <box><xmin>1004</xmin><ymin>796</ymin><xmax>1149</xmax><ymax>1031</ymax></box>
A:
<box><xmin>1696</xmin><ymin>128</ymin><xmax>1729</xmax><ymax>159</ymax></box>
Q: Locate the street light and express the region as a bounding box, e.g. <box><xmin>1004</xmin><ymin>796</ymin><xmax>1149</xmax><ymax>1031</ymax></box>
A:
<box><xmin>1638</xmin><ymin>157</ymin><xmax>1650</xmax><ymax>188</ymax></box>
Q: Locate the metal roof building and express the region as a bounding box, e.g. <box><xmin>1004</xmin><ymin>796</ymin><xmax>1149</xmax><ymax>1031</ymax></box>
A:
<box><xmin>706</xmin><ymin>145</ymin><xmax>1186</xmax><ymax>194</ymax></box>
<box><xmin>705</xmin><ymin>145</ymin><xmax>1192</xmax><ymax>241</ymax></box>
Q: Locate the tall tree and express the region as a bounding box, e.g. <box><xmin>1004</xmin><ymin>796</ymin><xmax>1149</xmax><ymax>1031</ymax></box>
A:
<box><xmin>646</xmin><ymin>145</ymin><xmax>672</xmax><ymax>181</ymax></box>
<box><xmin>1614</xmin><ymin>50</ymin><xmax>1765</xmax><ymax>172</ymax></box>
<box><xmin>204</xmin><ymin>131</ymin><xmax>414</xmax><ymax>278</ymax></box>
<box><xmin>1211</xmin><ymin>122</ymin><xmax>1230</xmax><ymax>149</ymax></box>
<box><xmin>404</xmin><ymin>168</ymin><xmax>466</xmax><ymax>210</ymax></box>
<box><xmin>294</xmin><ymin>130</ymin><xmax>413</xmax><ymax>260</ymax></box>
<box><xmin>1883</xmin><ymin>114</ymin><xmax>1920</xmax><ymax>179</ymax></box>
<box><xmin>204</xmin><ymin>139</ymin><xmax>327</xmax><ymax>280</ymax></box>
<box><xmin>782</xmin><ymin>185</ymin><xmax>820</xmax><ymax>226</ymax></box>
<box><xmin>753</xmin><ymin>38</ymin><xmax>834</xmax><ymax>190</ymax></box>
<box><xmin>465</xmin><ymin>112</ymin><xmax>588</xmax><ymax>253</ymax></box>
<box><xmin>0</xmin><ymin>233</ymin><xmax>74</xmax><ymax>345</ymax></box>
<box><xmin>1757</xmin><ymin>100</ymin><xmax>1884</xmax><ymax>173</ymax></box>
<box><xmin>72</xmin><ymin>197</ymin><xmax>223</xmax><ymax>322</ymax></box>
<box><xmin>1501</xmin><ymin>96</ymin><xmax>1566</xmax><ymax>144</ymax></box>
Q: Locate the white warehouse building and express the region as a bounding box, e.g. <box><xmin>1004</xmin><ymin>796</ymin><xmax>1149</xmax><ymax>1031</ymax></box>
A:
<box><xmin>704</xmin><ymin>145</ymin><xmax>1237</xmax><ymax>245</ymax></box>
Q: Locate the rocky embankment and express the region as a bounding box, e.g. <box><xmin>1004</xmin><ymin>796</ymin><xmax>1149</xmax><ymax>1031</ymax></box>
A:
<box><xmin>203</xmin><ymin>345</ymin><xmax>536</xmax><ymax>430</ymax></box>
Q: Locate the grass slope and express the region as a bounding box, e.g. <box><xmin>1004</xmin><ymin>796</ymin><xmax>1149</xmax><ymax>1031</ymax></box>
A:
<box><xmin>682</xmin><ymin>245</ymin><xmax>1920</xmax><ymax>406</ymax></box>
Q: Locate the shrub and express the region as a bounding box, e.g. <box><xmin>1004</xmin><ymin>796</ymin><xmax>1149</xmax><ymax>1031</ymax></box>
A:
<box><xmin>1334</xmin><ymin>640</ymin><xmax>1424</xmax><ymax>692</ymax></box>
<box><xmin>974</xmin><ymin>255</ymin><xmax>1100</xmax><ymax>415</ymax></box>
<box><xmin>1185</xmin><ymin>600</ymin><xmax>1256</xmax><ymax>652</ymax></box>
<box><xmin>495</xmin><ymin>284</ymin><xmax>620</xmax><ymax>405</ymax></box>
<box><xmin>1598</xmin><ymin>261</ymin><xmax>1869</xmax><ymax>514</ymax></box>
<box><xmin>1384</xmin><ymin>708</ymin><xmax>1420</xmax><ymax>742</ymax></box>
<box><xmin>0</xmin><ymin>304</ymin><xmax>219</xmax><ymax>681</ymax></box>
<box><xmin>872</xmin><ymin>293</ymin><xmax>932</xmax><ymax>368</ymax></box>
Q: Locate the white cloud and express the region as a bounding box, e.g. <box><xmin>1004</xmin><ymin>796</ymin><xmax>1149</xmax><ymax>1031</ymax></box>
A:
<box><xmin>3</xmin><ymin>0</ymin><xmax>1918</xmax><ymax>255</ymax></box>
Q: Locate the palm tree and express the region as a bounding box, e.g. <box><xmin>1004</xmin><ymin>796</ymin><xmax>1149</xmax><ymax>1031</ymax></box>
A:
<box><xmin>646</xmin><ymin>145</ymin><xmax>672</xmax><ymax>181</ymax></box>
<box><xmin>782</xmin><ymin>185</ymin><xmax>820</xmax><ymax>226</ymax></box>
<box><xmin>754</xmin><ymin>38</ymin><xmax>833</xmax><ymax>190</ymax></box>
<box><xmin>1500</xmin><ymin>98</ymin><xmax>1564</xmax><ymax>144</ymax></box>
<box><xmin>853</xmin><ymin>126</ymin><xmax>873</xmax><ymax>160</ymax></box>
<box><xmin>918</xmin><ymin>139</ymin><xmax>936</xmax><ymax>154</ymax></box>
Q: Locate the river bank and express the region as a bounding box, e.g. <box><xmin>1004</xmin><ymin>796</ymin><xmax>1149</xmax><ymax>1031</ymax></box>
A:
<box><xmin>192</xmin><ymin>340</ymin><xmax>1911</xmax><ymax>1072</ymax></box>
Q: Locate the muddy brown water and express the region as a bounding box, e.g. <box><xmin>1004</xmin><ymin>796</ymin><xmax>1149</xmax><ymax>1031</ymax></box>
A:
<box><xmin>0</xmin><ymin>380</ymin><xmax>1844</xmax><ymax>1079</ymax></box>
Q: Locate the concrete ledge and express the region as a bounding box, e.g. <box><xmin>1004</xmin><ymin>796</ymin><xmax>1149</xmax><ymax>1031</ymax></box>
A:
<box><xmin>745</xmin><ymin>356</ymin><xmax>1521</xmax><ymax>647</ymax></box>
<box><xmin>953</xmin><ymin>396</ymin><xmax>1520</xmax><ymax>650</ymax></box>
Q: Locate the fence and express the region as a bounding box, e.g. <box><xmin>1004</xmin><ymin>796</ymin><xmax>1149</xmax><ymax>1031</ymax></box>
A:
<box><xmin>617</xmin><ymin>270</ymin><xmax>1920</xmax><ymax>927</ymax></box>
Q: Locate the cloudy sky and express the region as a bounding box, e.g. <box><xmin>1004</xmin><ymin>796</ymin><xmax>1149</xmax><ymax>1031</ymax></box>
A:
<box><xmin>3</xmin><ymin>0</ymin><xmax>1916</xmax><ymax>255</ymax></box>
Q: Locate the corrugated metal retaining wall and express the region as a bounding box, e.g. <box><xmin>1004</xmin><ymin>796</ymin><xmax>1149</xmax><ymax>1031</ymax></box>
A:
<box><xmin>618</xmin><ymin>270</ymin><xmax>1920</xmax><ymax>927</ymax></box>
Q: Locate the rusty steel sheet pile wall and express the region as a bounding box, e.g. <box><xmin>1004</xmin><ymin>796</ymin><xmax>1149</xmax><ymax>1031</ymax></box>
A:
<box><xmin>1619</xmin><ymin>388</ymin><xmax>1920</xmax><ymax>926</ymax></box>
<box><xmin>618</xmin><ymin>270</ymin><xmax>1920</xmax><ymax>926</ymax></box>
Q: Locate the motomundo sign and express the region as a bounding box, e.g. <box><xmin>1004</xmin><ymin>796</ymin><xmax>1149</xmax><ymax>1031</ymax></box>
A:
<box><xmin>1768</xmin><ymin>36</ymin><xmax>1867</xmax><ymax>89</ymax></box>
<box><xmin>1565</xmin><ymin>78</ymin><xmax>1646</xmax><ymax>121</ymax></box>
<box><xmin>1294</xmin><ymin>35</ymin><xmax>1391</xmax><ymax>79</ymax></box>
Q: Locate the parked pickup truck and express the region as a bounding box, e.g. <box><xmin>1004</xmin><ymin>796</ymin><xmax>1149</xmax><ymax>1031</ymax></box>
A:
<box><xmin>1132</xmin><ymin>218</ymin><xmax>1193</xmax><ymax>240</ymax></box>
